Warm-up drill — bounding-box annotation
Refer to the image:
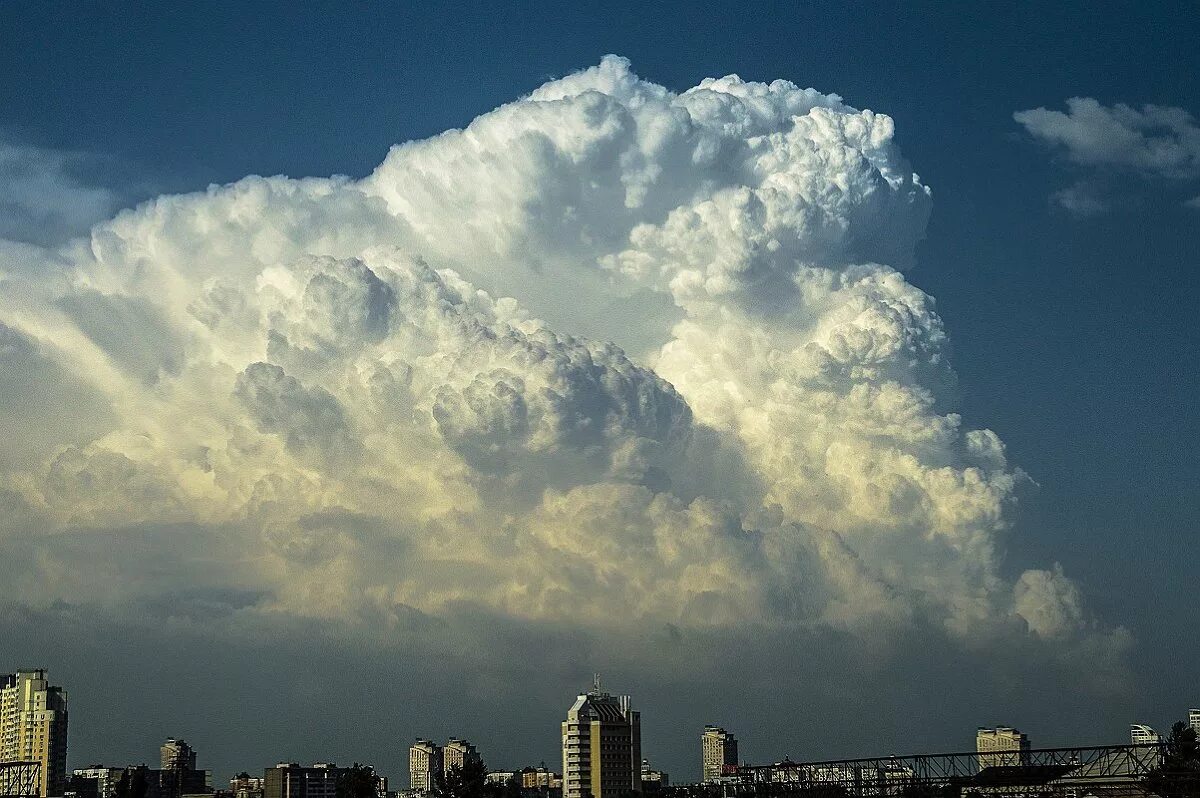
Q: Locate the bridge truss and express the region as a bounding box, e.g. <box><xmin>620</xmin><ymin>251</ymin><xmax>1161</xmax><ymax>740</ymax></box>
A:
<box><xmin>721</xmin><ymin>744</ymin><xmax>1182</xmax><ymax>798</ymax></box>
<box><xmin>0</xmin><ymin>761</ymin><xmax>40</xmax><ymax>798</ymax></box>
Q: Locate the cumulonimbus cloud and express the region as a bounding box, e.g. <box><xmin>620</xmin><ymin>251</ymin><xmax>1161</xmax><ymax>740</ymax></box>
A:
<box><xmin>1</xmin><ymin>57</ymin><xmax>1119</xmax><ymax>652</ymax></box>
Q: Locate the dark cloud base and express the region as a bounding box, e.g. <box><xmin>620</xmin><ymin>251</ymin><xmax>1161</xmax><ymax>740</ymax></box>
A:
<box><xmin>1</xmin><ymin>599</ymin><xmax>1138</xmax><ymax>783</ymax></box>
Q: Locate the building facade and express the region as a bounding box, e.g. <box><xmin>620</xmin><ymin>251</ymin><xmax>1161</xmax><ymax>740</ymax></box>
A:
<box><xmin>1</xmin><ymin>669</ymin><xmax>69</xmax><ymax>797</ymax></box>
<box><xmin>161</xmin><ymin>740</ymin><xmax>197</xmax><ymax>772</ymax></box>
<box><xmin>520</xmin><ymin>766</ymin><xmax>562</xmax><ymax>792</ymax></box>
<box><xmin>561</xmin><ymin>687</ymin><xmax>641</xmax><ymax>798</ymax></box>
<box><xmin>442</xmin><ymin>739</ymin><xmax>480</xmax><ymax>775</ymax></box>
<box><xmin>1190</xmin><ymin>709</ymin><xmax>1200</xmax><ymax>735</ymax></box>
<box><xmin>975</xmin><ymin>727</ymin><xmax>1030</xmax><ymax>769</ymax></box>
<box><xmin>1130</xmin><ymin>724</ymin><xmax>1160</xmax><ymax>746</ymax></box>
<box><xmin>701</xmin><ymin>726</ymin><xmax>738</xmax><ymax>783</ymax></box>
<box><xmin>409</xmin><ymin>742</ymin><xmax>442</xmax><ymax>793</ymax></box>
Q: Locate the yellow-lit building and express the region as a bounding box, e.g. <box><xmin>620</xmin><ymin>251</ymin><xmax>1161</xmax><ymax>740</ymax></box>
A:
<box><xmin>561</xmin><ymin>684</ymin><xmax>641</xmax><ymax>798</ymax></box>
<box><xmin>701</xmin><ymin>726</ymin><xmax>737</xmax><ymax>783</ymax></box>
<box><xmin>975</xmin><ymin>726</ymin><xmax>1030</xmax><ymax>770</ymax></box>
<box><xmin>1</xmin><ymin>669</ymin><xmax>69</xmax><ymax>797</ymax></box>
<box><xmin>409</xmin><ymin>741</ymin><xmax>442</xmax><ymax>793</ymax></box>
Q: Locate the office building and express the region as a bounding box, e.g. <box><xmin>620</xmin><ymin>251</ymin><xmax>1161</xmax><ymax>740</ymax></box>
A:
<box><xmin>409</xmin><ymin>742</ymin><xmax>442</xmax><ymax>793</ymax></box>
<box><xmin>701</xmin><ymin>726</ymin><xmax>738</xmax><ymax>783</ymax></box>
<box><xmin>1190</xmin><ymin>709</ymin><xmax>1200</xmax><ymax>735</ymax></box>
<box><xmin>442</xmin><ymin>739</ymin><xmax>480</xmax><ymax>775</ymax></box>
<box><xmin>976</xmin><ymin>727</ymin><xmax>1030</xmax><ymax>769</ymax></box>
<box><xmin>1130</xmin><ymin>725</ymin><xmax>1160</xmax><ymax>746</ymax></box>
<box><xmin>562</xmin><ymin>683</ymin><xmax>641</xmax><ymax>798</ymax></box>
<box><xmin>1</xmin><ymin>669</ymin><xmax>69</xmax><ymax>798</ymax></box>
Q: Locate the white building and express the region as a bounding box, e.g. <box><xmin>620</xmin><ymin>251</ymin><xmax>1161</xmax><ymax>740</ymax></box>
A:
<box><xmin>1130</xmin><ymin>724</ymin><xmax>1159</xmax><ymax>746</ymax></box>
<box><xmin>1190</xmin><ymin>709</ymin><xmax>1200</xmax><ymax>734</ymax></box>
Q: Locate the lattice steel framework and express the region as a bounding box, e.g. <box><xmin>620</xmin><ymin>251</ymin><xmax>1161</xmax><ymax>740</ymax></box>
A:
<box><xmin>0</xmin><ymin>761</ymin><xmax>41</xmax><ymax>798</ymax></box>
<box><xmin>725</xmin><ymin>744</ymin><xmax>1176</xmax><ymax>797</ymax></box>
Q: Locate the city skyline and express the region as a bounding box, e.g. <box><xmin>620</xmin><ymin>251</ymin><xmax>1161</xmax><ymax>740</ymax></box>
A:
<box><xmin>6</xmin><ymin>668</ymin><xmax>1199</xmax><ymax>797</ymax></box>
<box><xmin>1</xmin><ymin>0</ymin><xmax>1198</xmax><ymax>789</ymax></box>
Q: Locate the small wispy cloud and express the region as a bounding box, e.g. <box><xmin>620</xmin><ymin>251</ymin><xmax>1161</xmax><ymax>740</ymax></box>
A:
<box><xmin>1050</xmin><ymin>183</ymin><xmax>1108</xmax><ymax>218</ymax></box>
<box><xmin>1014</xmin><ymin>97</ymin><xmax>1200</xmax><ymax>213</ymax></box>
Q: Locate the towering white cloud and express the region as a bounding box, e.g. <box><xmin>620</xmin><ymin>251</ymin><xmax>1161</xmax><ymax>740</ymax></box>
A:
<box><xmin>0</xmin><ymin>56</ymin><xmax>1112</xmax><ymax>651</ymax></box>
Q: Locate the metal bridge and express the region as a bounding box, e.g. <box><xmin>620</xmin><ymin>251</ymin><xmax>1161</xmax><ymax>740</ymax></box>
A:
<box><xmin>0</xmin><ymin>761</ymin><xmax>41</xmax><ymax>798</ymax></box>
<box><xmin>716</xmin><ymin>744</ymin><xmax>1177</xmax><ymax>797</ymax></box>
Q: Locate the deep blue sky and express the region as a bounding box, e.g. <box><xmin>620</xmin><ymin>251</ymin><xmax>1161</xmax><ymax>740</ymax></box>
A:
<box><xmin>2</xmin><ymin>0</ymin><xmax>1198</xmax><ymax>779</ymax></box>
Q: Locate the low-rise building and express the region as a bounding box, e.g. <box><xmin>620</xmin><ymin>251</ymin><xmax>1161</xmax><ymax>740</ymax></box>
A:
<box><xmin>639</xmin><ymin>761</ymin><xmax>668</xmax><ymax>794</ymax></box>
<box><xmin>71</xmin><ymin>768</ymin><xmax>125</xmax><ymax>798</ymax></box>
<box><xmin>231</xmin><ymin>773</ymin><xmax>265</xmax><ymax>798</ymax></box>
<box><xmin>264</xmin><ymin>763</ymin><xmax>381</xmax><ymax>798</ymax></box>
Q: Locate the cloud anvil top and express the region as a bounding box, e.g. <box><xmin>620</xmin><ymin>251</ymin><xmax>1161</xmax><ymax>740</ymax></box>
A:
<box><xmin>0</xmin><ymin>57</ymin><xmax>1121</xmax><ymax>658</ymax></box>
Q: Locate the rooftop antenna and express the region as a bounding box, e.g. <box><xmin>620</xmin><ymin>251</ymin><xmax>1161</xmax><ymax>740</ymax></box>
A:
<box><xmin>592</xmin><ymin>672</ymin><xmax>602</xmax><ymax>692</ymax></box>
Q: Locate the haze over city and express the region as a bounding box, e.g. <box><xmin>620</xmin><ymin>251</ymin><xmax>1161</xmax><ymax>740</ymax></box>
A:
<box><xmin>0</xmin><ymin>0</ymin><xmax>1197</xmax><ymax>792</ymax></box>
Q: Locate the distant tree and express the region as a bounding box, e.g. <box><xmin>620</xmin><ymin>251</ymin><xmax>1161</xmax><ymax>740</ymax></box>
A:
<box><xmin>430</xmin><ymin>760</ymin><xmax>525</xmax><ymax>798</ymax></box>
<box><xmin>433</xmin><ymin>760</ymin><xmax>489</xmax><ymax>798</ymax></box>
<box><xmin>336</xmin><ymin>764</ymin><xmax>380</xmax><ymax>798</ymax></box>
<box><xmin>1145</xmin><ymin>722</ymin><xmax>1200</xmax><ymax>798</ymax></box>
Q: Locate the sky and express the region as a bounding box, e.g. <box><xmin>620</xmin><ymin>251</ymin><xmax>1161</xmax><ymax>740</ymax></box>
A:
<box><xmin>1</xmin><ymin>0</ymin><xmax>1198</xmax><ymax>787</ymax></box>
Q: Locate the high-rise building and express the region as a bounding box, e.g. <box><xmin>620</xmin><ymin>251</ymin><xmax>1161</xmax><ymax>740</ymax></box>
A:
<box><xmin>701</xmin><ymin>726</ymin><xmax>738</xmax><ymax>783</ymax></box>
<box><xmin>975</xmin><ymin>727</ymin><xmax>1030</xmax><ymax>769</ymax></box>
<box><xmin>1</xmin><ymin>669</ymin><xmax>69</xmax><ymax>797</ymax></box>
<box><xmin>409</xmin><ymin>742</ymin><xmax>442</xmax><ymax>793</ymax></box>
<box><xmin>161</xmin><ymin>740</ymin><xmax>197</xmax><ymax>772</ymax></box>
<box><xmin>151</xmin><ymin>739</ymin><xmax>209</xmax><ymax>798</ymax></box>
<box><xmin>1190</xmin><ymin>709</ymin><xmax>1200</xmax><ymax>735</ymax></box>
<box><xmin>561</xmin><ymin>682</ymin><xmax>641</xmax><ymax>798</ymax></box>
<box><xmin>443</xmin><ymin>739</ymin><xmax>481</xmax><ymax>775</ymax></box>
<box><xmin>1130</xmin><ymin>725</ymin><xmax>1160</xmax><ymax>746</ymax></box>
